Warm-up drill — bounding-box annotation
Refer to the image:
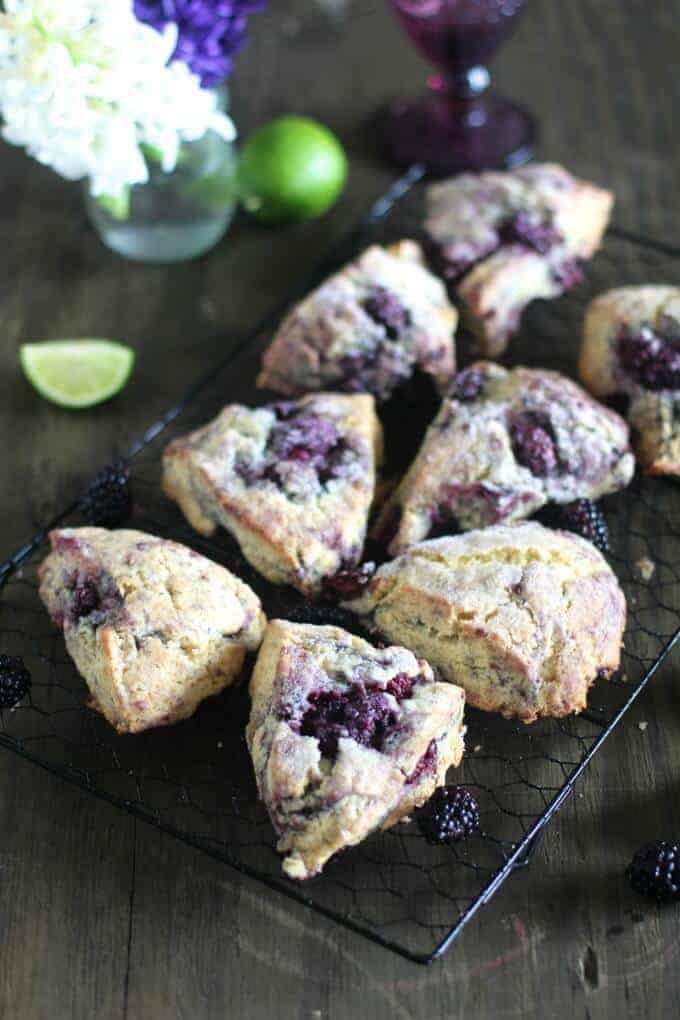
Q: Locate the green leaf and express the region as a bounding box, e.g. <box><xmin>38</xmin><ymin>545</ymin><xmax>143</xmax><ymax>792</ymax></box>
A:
<box><xmin>140</xmin><ymin>142</ymin><xmax>165</xmax><ymax>165</ymax></box>
<box><xmin>95</xmin><ymin>189</ymin><xmax>131</xmax><ymax>221</ymax></box>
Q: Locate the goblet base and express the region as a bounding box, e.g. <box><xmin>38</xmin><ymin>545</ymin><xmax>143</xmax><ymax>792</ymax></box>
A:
<box><xmin>376</xmin><ymin>90</ymin><xmax>536</xmax><ymax>177</ymax></box>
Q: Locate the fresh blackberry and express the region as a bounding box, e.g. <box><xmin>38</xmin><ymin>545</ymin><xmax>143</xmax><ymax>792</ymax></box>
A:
<box><xmin>417</xmin><ymin>785</ymin><xmax>480</xmax><ymax>845</ymax></box>
<box><xmin>322</xmin><ymin>563</ymin><xmax>375</xmax><ymax>602</ymax></box>
<box><xmin>82</xmin><ymin>460</ymin><xmax>132</xmax><ymax>527</ymax></box>
<box><xmin>555</xmin><ymin>499</ymin><xmax>609</xmax><ymax>553</ymax></box>
<box><xmin>628</xmin><ymin>841</ymin><xmax>680</xmax><ymax>902</ymax></box>
<box><xmin>0</xmin><ymin>655</ymin><xmax>31</xmax><ymax>708</ymax></box>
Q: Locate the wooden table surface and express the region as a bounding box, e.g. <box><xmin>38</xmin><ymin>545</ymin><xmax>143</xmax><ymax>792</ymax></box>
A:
<box><xmin>1</xmin><ymin>1</ymin><xmax>680</xmax><ymax>1017</ymax></box>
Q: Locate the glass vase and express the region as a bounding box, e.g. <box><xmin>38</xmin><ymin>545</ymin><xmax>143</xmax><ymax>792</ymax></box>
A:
<box><xmin>85</xmin><ymin>91</ymin><xmax>237</xmax><ymax>263</ymax></box>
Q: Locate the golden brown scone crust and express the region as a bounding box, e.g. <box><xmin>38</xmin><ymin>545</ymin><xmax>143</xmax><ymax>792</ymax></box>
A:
<box><xmin>247</xmin><ymin>620</ymin><xmax>466</xmax><ymax>879</ymax></box>
<box><xmin>38</xmin><ymin>527</ymin><xmax>265</xmax><ymax>733</ymax></box>
<box><xmin>257</xmin><ymin>241</ymin><xmax>457</xmax><ymax>400</ymax></box>
<box><xmin>346</xmin><ymin>522</ymin><xmax>626</xmax><ymax>724</ymax></box>
<box><xmin>580</xmin><ymin>285</ymin><xmax>680</xmax><ymax>476</ymax></box>
<box><xmin>162</xmin><ymin>393</ymin><xmax>382</xmax><ymax>595</ymax></box>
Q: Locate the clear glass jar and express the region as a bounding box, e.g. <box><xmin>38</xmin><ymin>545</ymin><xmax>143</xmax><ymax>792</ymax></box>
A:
<box><xmin>85</xmin><ymin>89</ymin><xmax>237</xmax><ymax>264</ymax></box>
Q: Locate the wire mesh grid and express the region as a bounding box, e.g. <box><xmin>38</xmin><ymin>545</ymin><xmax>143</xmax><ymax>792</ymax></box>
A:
<box><xmin>1</xmin><ymin>168</ymin><xmax>680</xmax><ymax>964</ymax></box>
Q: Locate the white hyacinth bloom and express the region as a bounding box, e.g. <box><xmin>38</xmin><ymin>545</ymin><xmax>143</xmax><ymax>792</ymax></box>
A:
<box><xmin>0</xmin><ymin>0</ymin><xmax>236</xmax><ymax>198</ymax></box>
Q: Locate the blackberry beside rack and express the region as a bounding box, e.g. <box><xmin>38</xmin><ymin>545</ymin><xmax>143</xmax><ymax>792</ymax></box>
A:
<box><xmin>1</xmin><ymin>167</ymin><xmax>679</xmax><ymax>964</ymax></box>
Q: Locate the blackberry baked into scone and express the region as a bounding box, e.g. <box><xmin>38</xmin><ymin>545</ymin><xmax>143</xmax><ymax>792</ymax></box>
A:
<box><xmin>374</xmin><ymin>363</ymin><xmax>634</xmax><ymax>553</ymax></box>
<box><xmin>345</xmin><ymin>522</ymin><xmax>626</xmax><ymax>724</ymax></box>
<box><xmin>247</xmin><ymin>620</ymin><xmax>466</xmax><ymax>879</ymax></box>
<box><xmin>257</xmin><ymin>241</ymin><xmax>457</xmax><ymax>401</ymax></box>
<box><xmin>38</xmin><ymin>528</ymin><xmax>265</xmax><ymax>734</ymax></box>
<box><xmin>162</xmin><ymin>393</ymin><xmax>382</xmax><ymax>595</ymax></box>
<box><xmin>426</xmin><ymin>163</ymin><xmax>613</xmax><ymax>356</ymax></box>
<box><xmin>580</xmin><ymin>286</ymin><xmax>680</xmax><ymax>476</ymax></box>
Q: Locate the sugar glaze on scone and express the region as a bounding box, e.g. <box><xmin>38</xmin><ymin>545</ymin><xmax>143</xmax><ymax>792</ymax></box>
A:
<box><xmin>346</xmin><ymin>522</ymin><xmax>626</xmax><ymax>724</ymax></box>
<box><xmin>580</xmin><ymin>285</ymin><xmax>680</xmax><ymax>476</ymax></box>
<box><xmin>374</xmin><ymin>363</ymin><xmax>634</xmax><ymax>553</ymax></box>
<box><xmin>426</xmin><ymin>163</ymin><xmax>613</xmax><ymax>356</ymax></box>
<box><xmin>257</xmin><ymin>241</ymin><xmax>457</xmax><ymax>401</ymax></box>
<box><xmin>247</xmin><ymin>620</ymin><xmax>466</xmax><ymax>880</ymax></box>
<box><xmin>38</xmin><ymin>528</ymin><xmax>265</xmax><ymax>733</ymax></box>
<box><xmin>163</xmin><ymin>393</ymin><xmax>382</xmax><ymax>595</ymax></box>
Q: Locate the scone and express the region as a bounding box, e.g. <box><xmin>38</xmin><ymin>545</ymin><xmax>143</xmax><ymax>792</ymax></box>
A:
<box><xmin>580</xmin><ymin>285</ymin><xmax>680</xmax><ymax>475</ymax></box>
<box><xmin>374</xmin><ymin>364</ymin><xmax>634</xmax><ymax>553</ymax></box>
<box><xmin>257</xmin><ymin>241</ymin><xmax>457</xmax><ymax>401</ymax></box>
<box><xmin>345</xmin><ymin>522</ymin><xmax>626</xmax><ymax>723</ymax></box>
<box><xmin>38</xmin><ymin>528</ymin><xmax>265</xmax><ymax>733</ymax></box>
<box><xmin>247</xmin><ymin>620</ymin><xmax>466</xmax><ymax>879</ymax></box>
<box><xmin>426</xmin><ymin>163</ymin><xmax>613</xmax><ymax>356</ymax></box>
<box><xmin>162</xmin><ymin>393</ymin><xmax>382</xmax><ymax>595</ymax></box>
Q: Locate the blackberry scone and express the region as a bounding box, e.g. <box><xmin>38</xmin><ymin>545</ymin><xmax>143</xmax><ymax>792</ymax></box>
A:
<box><xmin>257</xmin><ymin>241</ymin><xmax>457</xmax><ymax>401</ymax></box>
<box><xmin>374</xmin><ymin>364</ymin><xmax>634</xmax><ymax>553</ymax></box>
<box><xmin>345</xmin><ymin>522</ymin><xmax>626</xmax><ymax>723</ymax></box>
<box><xmin>162</xmin><ymin>393</ymin><xmax>382</xmax><ymax>595</ymax></box>
<box><xmin>247</xmin><ymin>620</ymin><xmax>466</xmax><ymax>879</ymax></box>
<box><xmin>38</xmin><ymin>528</ymin><xmax>265</xmax><ymax>734</ymax></box>
<box><xmin>580</xmin><ymin>286</ymin><xmax>680</xmax><ymax>476</ymax></box>
<box><xmin>426</xmin><ymin>163</ymin><xmax>613</xmax><ymax>356</ymax></box>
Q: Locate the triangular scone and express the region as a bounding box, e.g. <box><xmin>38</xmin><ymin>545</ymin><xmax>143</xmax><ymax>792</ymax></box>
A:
<box><xmin>627</xmin><ymin>389</ymin><xmax>680</xmax><ymax>477</ymax></box>
<box><xmin>426</xmin><ymin>163</ymin><xmax>613</xmax><ymax>356</ymax></box>
<box><xmin>38</xmin><ymin>528</ymin><xmax>265</xmax><ymax>734</ymax></box>
<box><xmin>257</xmin><ymin>241</ymin><xmax>457</xmax><ymax>401</ymax></box>
<box><xmin>247</xmin><ymin>620</ymin><xmax>466</xmax><ymax>880</ymax></box>
<box><xmin>346</xmin><ymin>522</ymin><xmax>626</xmax><ymax>724</ymax></box>
<box><xmin>374</xmin><ymin>363</ymin><xmax>634</xmax><ymax>554</ymax></box>
<box><xmin>580</xmin><ymin>285</ymin><xmax>680</xmax><ymax>476</ymax></box>
<box><xmin>162</xmin><ymin>393</ymin><xmax>383</xmax><ymax>595</ymax></box>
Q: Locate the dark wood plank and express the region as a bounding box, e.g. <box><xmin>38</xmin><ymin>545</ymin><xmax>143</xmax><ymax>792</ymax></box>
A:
<box><xmin>0</xmin><ymin>759</ymin><xmax>133</xmax><ymax>1020</ymax></box>
<box><xmin>1</xmin><ymin>1</ymin><xmax>680</xmax><ymax>1018</ymax></box>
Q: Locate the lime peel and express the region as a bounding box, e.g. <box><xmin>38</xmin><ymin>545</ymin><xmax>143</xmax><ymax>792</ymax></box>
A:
<box><xmin>20</xmin><ymin>339</ymin><xmax>135</xmax><ymax>409</ymax></box>
<box><xmin>238</xmin><ymin>115</ymin><xmax>348</xmax><ymax>224</ymax></box>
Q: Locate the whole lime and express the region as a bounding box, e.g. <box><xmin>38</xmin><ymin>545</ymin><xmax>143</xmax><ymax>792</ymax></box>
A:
<box><xmin>238</xmin><ymin>116</ymin><xmax>348</xmax><ymax>224</ymax></box>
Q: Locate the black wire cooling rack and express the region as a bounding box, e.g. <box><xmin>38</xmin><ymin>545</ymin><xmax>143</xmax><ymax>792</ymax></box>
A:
<box><xmin>2</xmin><ymin>166</ymin><xmax>680</xmax><ymax>964</ymax></box>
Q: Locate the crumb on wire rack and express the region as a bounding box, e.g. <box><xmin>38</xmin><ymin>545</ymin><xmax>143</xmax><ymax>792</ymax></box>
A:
<box><xmin>634</xmin><ymin>556</ymin><xmax>656</xmax><ymax>582</ymax></box>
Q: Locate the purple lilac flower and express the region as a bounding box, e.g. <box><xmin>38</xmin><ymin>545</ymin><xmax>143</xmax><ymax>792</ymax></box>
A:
<box><xmin>134</xmin><ymin>0</ymin><xmax>267</xmax><ymax>87</ymax></box>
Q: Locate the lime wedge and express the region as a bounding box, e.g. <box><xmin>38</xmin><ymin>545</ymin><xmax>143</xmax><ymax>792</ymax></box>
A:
<box><xmin>20</xmin><ymin>339</ymin><xmax>134</xmax><ymax>409</ymax></box>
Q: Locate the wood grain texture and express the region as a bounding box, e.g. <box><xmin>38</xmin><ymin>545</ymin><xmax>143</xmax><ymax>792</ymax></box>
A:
<box><xmin>1</xmin><ymin>1</ymin><xmax>680</xmax><ymax>1017</ymax></box>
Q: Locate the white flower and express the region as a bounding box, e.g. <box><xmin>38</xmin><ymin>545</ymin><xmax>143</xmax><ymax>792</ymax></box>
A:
<box><xmin>0</xmin><ymin>0</ymin><xmax>236</xmax><ymax>198</ymax></box>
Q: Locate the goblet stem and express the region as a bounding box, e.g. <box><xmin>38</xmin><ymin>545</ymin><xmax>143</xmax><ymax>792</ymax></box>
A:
<box><xmin>430</xmin><ymin>65</ymin><xmax>491</xmax><ymax>100</ymax></box>
<box><xmin>377</xmin><ymin>1</ymin><xmax>536</xmax><ymax>176</ymax></box>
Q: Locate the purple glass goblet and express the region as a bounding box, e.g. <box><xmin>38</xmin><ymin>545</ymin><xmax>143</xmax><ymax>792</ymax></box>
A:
<box><xmin>378</xmin><ymin>0</ymin><xmax>536</xmax><ymax>177</ymax></box>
